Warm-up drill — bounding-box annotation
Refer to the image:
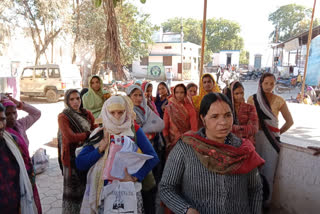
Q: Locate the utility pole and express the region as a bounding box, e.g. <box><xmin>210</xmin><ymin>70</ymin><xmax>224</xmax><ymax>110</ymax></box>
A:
<box><xmin>180</xmin><ymin>18</ymin><xmax>184</xmax><ymax>80</ymax></box>
<box><xmin>301</xmin><ymin>0</ymin><xmax>316</xmax><ymax>100</ymax></box>
<box><xmin>199</xmin><ymin>0</ymin><xmax>207</xmax><ymax>85</ymax></box>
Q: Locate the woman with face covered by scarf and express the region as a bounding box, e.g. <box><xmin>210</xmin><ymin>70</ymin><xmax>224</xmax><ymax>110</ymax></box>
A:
<box><xmin>75</xmin><ymin>95</ymin><xmax>159</xmax><ymax>214</ymax></box>
<box><xmin>163</xmin><ymin>84</ymin><xmax>198</xmax><ymax>158</ymax></box>
<box><xmin>58</xmin><ymin>89</ymin><xmax>98</xmax><ymax>214</ymax></box>
<box><xmin>141</xmin><ymin>81</ymin><xmax>159</xmax><ymax>116</ymax></box>
<box><xmin>126</xmin><ymin>85</ymin><xmax>165</xmax><ymax>214</ymax></box>
<box><xmin>155</xmin><ymin>82</ymin><xmax>171</xmax><ymax>119</ymax></box>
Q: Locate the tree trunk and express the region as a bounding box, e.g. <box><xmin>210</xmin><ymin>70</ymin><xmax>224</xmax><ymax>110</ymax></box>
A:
<box><xmin>91</xmin><ymin>48</ymin><xmax>105</xmax><ymax>75</ymax></box>
<box><xmin>72</xmin><ymin>0</ymin><xmax>80</xmax><ymax>64</ymax></box>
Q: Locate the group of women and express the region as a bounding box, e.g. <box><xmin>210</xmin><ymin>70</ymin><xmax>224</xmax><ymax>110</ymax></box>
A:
<box><xmin>58</xmin><ymin>72</ymin><xmax>293</xmax><ymax>214</ymax></box>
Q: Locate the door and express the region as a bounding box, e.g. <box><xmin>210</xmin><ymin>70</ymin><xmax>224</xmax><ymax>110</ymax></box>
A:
<box><xmin>226</xmin><ymin>54</ymin><xmax>232</xmax><ymax>66</ymax></box>
<box><xmin>20</xmin><ymin>68</ymin><xmax>34</xmax><ymax>93</ymax></box>
<box><xmin>34</xmin><ymin>68</ymin><xmax>48</xmax><ymax>93</ymax></box>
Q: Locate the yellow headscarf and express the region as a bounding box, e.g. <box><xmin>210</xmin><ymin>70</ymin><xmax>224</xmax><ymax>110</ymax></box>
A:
<box><xmin>192</xmin><ymin>73</ymin><xmax>220</xmax><ymax>112</ymax></box>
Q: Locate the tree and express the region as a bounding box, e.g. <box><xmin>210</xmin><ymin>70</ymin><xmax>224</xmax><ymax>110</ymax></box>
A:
<box><xmin>1</xmin><ymin>0</ymin><xmax>70</xmax><ymax>65</ymax></box>
<box><xmin>269</xmin><ymin>4</ymin><xmax>319</xmax><ymax>42</ymax></box>
<box><xmin>76</xmin><ymin>0</ymin><xmax>155</xmax><ymax>77</ymax></box>
<box><xmin>161</xmin><ymin>17</ymin><xmax>244</xmax><ymax>64</ymax></box>
<box><xmin>240</xmin><ymin>50</ymin><xmax>249</xmax><ymax>65</ymax></box>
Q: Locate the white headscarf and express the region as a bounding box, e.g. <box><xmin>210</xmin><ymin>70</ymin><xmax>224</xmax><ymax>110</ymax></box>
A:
<box><xmin>101</xmin><ymin>95</ymin><xmax>135</xmax><ymax>137</ymax></box>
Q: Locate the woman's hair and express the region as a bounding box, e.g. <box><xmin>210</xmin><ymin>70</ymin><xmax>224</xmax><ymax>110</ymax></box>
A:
<box><xmin>80</xmin><ymin>88</ymin><xmax>89</xmax><ymax>109</ymax></box>
<box><xmin>174</xmin><ymin>84</ymin><xmax>187</xmax><ymax>95</ymax></box>
<box><xmin>259</xmin><ymin>73</ymin><xmax>275</xmax><ymax>85</ymax></box>
<box><xmin>223</xmin><ymin>87</ymin><xmax>232</xmax><ymax>101</ymax></box>
<box><xmin>186</xmin><ymin>82</ymin><xmax>198</xmax><ymax>90</ymax></box>
<box><xmin>259</xmin><ymin>73</ymin><xmax>276</xmax><ymax>109</ymax></box>
<box><xmin>90</xmin><ymin>76</ymin><xmax>100</xmax><ymax>84</ymax></box>
<box><xmin>199</xmin><ymin>93</ymin><xmax>233</xmax><ymax>118</ymax></box>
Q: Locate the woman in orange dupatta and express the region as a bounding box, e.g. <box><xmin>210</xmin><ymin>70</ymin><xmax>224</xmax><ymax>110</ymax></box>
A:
<box><xmin>163</xmin><ymin>84</ymin><xmax>198</xmax><ymax>158</ymax></box>
<box><xmin>192</xmin><ymin>73</ymin><xmax>220</xmax><ymax>113</ymax></box>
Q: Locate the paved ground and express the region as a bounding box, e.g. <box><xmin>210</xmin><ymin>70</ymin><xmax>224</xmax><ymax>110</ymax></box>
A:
<box><xmin>19</xmin><ymin>80</ymin><xmax>318</xmax><ymax>213</ymax></box>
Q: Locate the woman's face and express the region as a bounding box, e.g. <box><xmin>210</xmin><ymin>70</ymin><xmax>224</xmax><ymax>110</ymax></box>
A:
<box><xmin>130</xmin><ymin>89</ymin><xmax>143</xmax><ymax>106</ymax></box>
<box><xmin>158</xmin><ymin>84</ymin><xmax>168</xmax><ymax>96</ymax></box>
<box><xmin>202</xmin><ymin>76</ymin><xmax>214</xmax><ymax>93</ymax></box>
<box><xmin>201</xmin><ymin>101</ymin><xmax>233</xmax><ymax>142</ymax></box>
<box><xmin>175</xmin><ymin>86</ymin><xmax>186</xmax><ymax>102</ymax></box>
<box><xmin>187</xmin><ymin>86</ymin><xmax>197</xmax><ymax>97</ymax></box>
<box><xmin>109</xmin><ymin>109</ymin><xmax>125</xmax><ymax>121</ymax></box>
<box><xmin>261</xmin><ymin>76</ymin><xmax>275</xmax><ymax>93</ymax></box>
<box><xmin>91</xmin><ymin>77</ymin><xmax>101</xmax><ymax>92</ymax></box>
<box><xmin>233</xmin><ymin>87</ymin><xmax>244</xmax><ymax>103</ymax></box>
<box><xmin>69</xmin><ymin>92</ymin><xmax>81</xmax><ymax>112</ymax></box>
<box><xmin>145</xmin><ymin>85</ymin><xmax>153</xmax><ymax>98</ymax></box>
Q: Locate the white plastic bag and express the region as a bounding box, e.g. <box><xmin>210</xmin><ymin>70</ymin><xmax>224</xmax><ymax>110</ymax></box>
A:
<box><xmin>103</xmin><ymin>181</ymin><xmax>141</xmax><ymax>214</ymax></box>
<box><xmin>32</xmin><ymin>148</ymin><xmax>49</xmax><ymax>175</ymax></box>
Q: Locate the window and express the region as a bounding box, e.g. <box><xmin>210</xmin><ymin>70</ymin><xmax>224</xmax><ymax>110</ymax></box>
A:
<box><xmin>35</xmin><ymin>68</ymin><xmax>47</xmax><ymax>78</ymax></box>
<box><xmin>164</xmin><ymin>46</ymin><xmax>172</xmax><ymax>49</ymax></box>
<box><xmin>163</xmin><ymin>56</ymin><xmax>172</xmax><ymax>66</ymax></box>
<box><xmin>183</xmin><ymin>63</ymin><xmax>191</xmax><ymax>70</ymax></box>
<box><xmin>140</xmin><ymin>57</ymin><xmax>148</xmax><ymax>66</ymax></box>
<box><xmin>22</xmin><ymin>68</ymin><xmax>33</xmax><ymax>78</ymax></box>
<box><xmin>48</xmin><ymin>68</ymin><xmax>60</xmax><ymax>78</ymax></box>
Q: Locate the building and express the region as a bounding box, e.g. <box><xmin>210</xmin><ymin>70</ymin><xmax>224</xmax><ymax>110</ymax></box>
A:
<box><xmin>132</xmin><ymin>31</ymin><xmax>200</xmax><ymax>80</ymax></box>
<box><xmin>211</xmin><ymin>50</ymin><xmax>240</xmax><ymax>68</ymax></box>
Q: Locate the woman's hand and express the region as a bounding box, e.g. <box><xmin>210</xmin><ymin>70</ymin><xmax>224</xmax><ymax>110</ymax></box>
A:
<box><xmin>98</xmin><ymin>131</ymin><xmax>109</xmax><ymax>153</ymax></box>
<box><xmin>186</xmin><ymin>208</ymin><xmax>200</xmax><ymax>214</ymax></box>
<box><xmin>119</xmin><ymin>168</ymin><xmax>137</xmax><ymax>182</ymax></box>
<box><xmin>6</xmin><ymin>93</ymin><xmax>22</xmax><ymax>107</ymax></box>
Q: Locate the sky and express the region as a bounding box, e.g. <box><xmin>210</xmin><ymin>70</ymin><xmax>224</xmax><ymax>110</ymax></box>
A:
<box><xmin>132</xmin><ymin>0</ymin><xmax>319</xmax><ymax>65</ymax></box>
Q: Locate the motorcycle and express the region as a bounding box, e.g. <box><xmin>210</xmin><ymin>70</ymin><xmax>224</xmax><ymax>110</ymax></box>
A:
<box><xmin>240</xmin><ymin>70</ymin><xmax>262</xmax><ymax>81</ymax></box>
<box><xmin>275</xmin><ymin>76</ymin><xmax>303</xmax><ymax>94</ymax></box>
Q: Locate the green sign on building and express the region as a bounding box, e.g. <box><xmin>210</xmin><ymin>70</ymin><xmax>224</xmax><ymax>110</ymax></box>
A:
<box><xmin>147</xmin><ymin>62</ymin><xmax>165</xmax><ymax>80</ymax></box>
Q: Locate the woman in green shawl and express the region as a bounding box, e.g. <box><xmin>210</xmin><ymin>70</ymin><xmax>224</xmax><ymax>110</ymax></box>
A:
<box><xmin>82</xmin><ymin>75</ymin><xmax>109</xmax><ymax>119</ymax></box>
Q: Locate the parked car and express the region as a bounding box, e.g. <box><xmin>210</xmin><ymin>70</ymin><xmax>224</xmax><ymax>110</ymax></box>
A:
<box><xmin>20</xmin><ymin>64</ymin><xmax>82</xmax><ymax>102</ymax></box>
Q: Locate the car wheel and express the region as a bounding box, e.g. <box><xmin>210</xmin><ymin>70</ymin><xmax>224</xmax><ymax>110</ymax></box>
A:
<box><xmin>46</xmin><ymin>89</ymin><xmax>58</xmax><ymax>103</ymax></box>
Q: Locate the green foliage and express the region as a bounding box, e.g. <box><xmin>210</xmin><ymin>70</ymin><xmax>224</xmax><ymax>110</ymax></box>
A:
<box><xmin>268</xmin><ymin>4</ymin><xmax>318</xmax><ymax>42</ymax></box>
<box><xmin>161</xmin><ymin>17</ymin><xmax>244</xmax><ymax>64</ymax></box>
<box><xmin>240</xmin><ymin>50</ymin><xmax>249</xmax><ymax>65</ymax></box>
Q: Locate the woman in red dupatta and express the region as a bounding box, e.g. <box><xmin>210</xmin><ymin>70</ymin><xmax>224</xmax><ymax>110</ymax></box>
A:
<box><xmin>163</xmin><ymin>84</ymin><xmax>198</xmax><ymax>157</ymax></box>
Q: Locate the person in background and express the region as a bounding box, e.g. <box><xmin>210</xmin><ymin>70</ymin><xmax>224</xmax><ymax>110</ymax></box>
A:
<box><xmin>160</xmin><ymin>93</ymin><xmax>264</xmax><ymax>214</ymax></box>
<box><xmin>0</xmin><ymin>103</ymin><xmax>40</xmax><ymax>214</ymax></box>
<box><xmin>76</xmin><ymin>95</ymin><xmax>159</xmax><ymax>214</ymax></box>
<box><xmin>155</xmin><ymin>82</ymin><xmax>171</xmax><ymax>119</ymax></box>
<box><xmin>315</xmin><ymin>97</ymin><xmax>320</xmax><ymax>106</ymax></box>
<box><xmin>224</xmin><ymin>81</ymin><xmax>259</xmax><ymax>144</ymax></box>
<box><xmin>192</xmin><ymin>73</ymin><xmax>220</xmax><ymax>113</ymax></box>
<box><xmin>2</xmin><ymin>96</ymin><xmax>42</xmax><ymax>214</ymax></box>
<box><xmin>135</xmin><ymin>80</ymin><xmax>142</xmax><ymax>87</ymax></box>
<box><xmin>216</xmin><ymin>66</ymin><xmax>221</xmax><ymax>84</ymax></box>
<box><xmin>82</xmin><ymin>75</ymin><xmax>110</xmax><ymax>119</ymax></box>
<box><xmin>186</xmin><ymin>83</ymin><xmax>198</xmax><ymax>106</ymax></box>
<box><xmin>127</xmin><ymin>85</ymin><xmax>165</xmax><ymax>214</ymax></box>
<box><xmin>166</xmin><ymin>68</ymin><xmax>173</xmax><ymax>88</ymax></box>
<box><xmin>247</xmin><ymin>73</ymin><xmax>293</xmax><ymax>206</ymax></box>
<box><xmin>58</xmin><ymin>89</ymin><xmax>98</xmax><ymax>214</ymax></box>
<box><xmin>142</xmin><ymin>81</ymin><xmax>159</xmax><ymax>115</ymax></box>
<box><xmin>163</xmin><ymin>84</ymin><xmax>198</xmax><ymax>158</ymax></box>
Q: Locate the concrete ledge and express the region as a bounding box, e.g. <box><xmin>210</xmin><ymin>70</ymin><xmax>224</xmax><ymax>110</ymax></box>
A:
<box><xmin>272</xmin><ymin>142</ymin><xmax>320</xmax><ymax>214</ymax></box>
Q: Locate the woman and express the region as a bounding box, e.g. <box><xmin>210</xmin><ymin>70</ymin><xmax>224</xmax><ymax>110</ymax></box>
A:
<box><xmin>2</xmin><ymin>97</ymin><xmax>42</xmax><ymax>214</ymax></box>
<box><xmin>224</xmin><ymin>81</ymin><xmax>259</xmax><ymax>144</ymax></box>
<box><xmin>186</xmin><ymin>82</ymin><xmax>198</xmax><ymax>105</ymax></box>
<box><xmin>82</xmin><ymin>75</ymin><xmax>109</xmax><ymax>119</ymax></box>
<box><xmin>247</xmin><ymin>73</ymin><xmax>294</xmax><ymax>205</ymax></box>
<box><xmin>127</xmin><ymin>85</ymin><xmax>165</xmax><ymax>214</ymax></box>
<box><xmin>192</xmin><ymin>73</ymin><xmax>220</xmax><ymax>113</ymax></box>
<box><xmin>160</xmin><ymin>93</ymin><xmax>264</xmax><ymax>214</ymax></box>
<box><xmin>58</xmin><ymin>89</ymin><xmax>98</xmax><ymax>214</ymax></box>
<box><xmin>75</xmin><ymin>95</ymin><xmax>159</xmax><ymax>214</ymax></box>
<box><xmin>163</xmin><ymin>84</ymin><xmax>198</xmax><ymax>157</ymax></box>
<box><xmin>141</xmin><ymin>81</ymin><xmax>159</xmax><ymax>115</ymax></box>
<box><xmin>155</xmin><ymin>82</ymin><xmax>170</xmax><ymax>119</ymax></box>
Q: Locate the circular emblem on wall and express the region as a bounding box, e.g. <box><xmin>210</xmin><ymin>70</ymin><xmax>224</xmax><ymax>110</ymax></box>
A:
<box><xmin>150</xmin><ymin>66</ymin><xmax>161</xmax><ymax>76</ymax></box>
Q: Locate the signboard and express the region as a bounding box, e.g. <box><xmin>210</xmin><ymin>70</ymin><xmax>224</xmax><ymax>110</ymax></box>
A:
<box><xmin>147</xmin><ymin>62</ymin><xmax>165</xmax><ymax>80</ymax></box>
<box><xmin>306</xmin><ymin>35</ymin><xmax>320</xmax><ymax>86</ymax></box>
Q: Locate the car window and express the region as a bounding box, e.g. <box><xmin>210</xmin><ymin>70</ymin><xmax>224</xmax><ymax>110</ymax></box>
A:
<box><xmin>48</xmin><ymin>68</ymin><xmax>60</xmax><ymax>78</ymax></box>
<box><xmin>35</xmin><ymin>68</ymin><xmax>47</xmax><ymax>78</ymax></box>
<box><xmin>22</xmin><ymin>68</ymin><xmax>33</xmax><ymax>78</ymax></box>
